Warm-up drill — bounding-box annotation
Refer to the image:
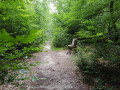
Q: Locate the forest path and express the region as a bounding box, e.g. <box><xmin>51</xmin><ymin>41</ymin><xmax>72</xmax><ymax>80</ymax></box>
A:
<box><xmin>27</xmin><ymin>41</ymin><xmax>88</xmax><ymax>90</ymax></box>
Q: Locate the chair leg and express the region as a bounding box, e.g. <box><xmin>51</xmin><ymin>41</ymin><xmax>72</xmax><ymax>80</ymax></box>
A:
<box><xmin>66</xmin><ymin>47</ymin><xmax>72</xmax><ymax>55</ymax></box>
<box><xmin>66</xmin><ymin>50</ymin><xmax>69</xmax><ymax>54</ymax></box>
<box><xmin>69</xmin><ymin>48</ymin><xmax>72</xmax><ymax>55</ymax></box>
<box><xmin>74</xmin><ymin>48</ymin><xmax>77</xmax><ymax>54</ymax></box>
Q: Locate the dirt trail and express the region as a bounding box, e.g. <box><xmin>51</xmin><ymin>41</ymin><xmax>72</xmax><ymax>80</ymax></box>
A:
<box><xmin>27</xmin><ymin>41</ymin><xmax>88</xmax><ymax>90</ymax></box>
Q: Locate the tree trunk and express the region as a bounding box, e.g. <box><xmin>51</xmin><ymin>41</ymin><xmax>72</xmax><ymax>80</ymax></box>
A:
<box><xmin>110</xmin><ymin>0</ymin><xmax>118</xmax><ymax>42</ymax></box>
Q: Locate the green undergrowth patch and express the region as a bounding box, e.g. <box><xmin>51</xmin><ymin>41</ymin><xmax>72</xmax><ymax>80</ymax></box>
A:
<box><xmin>0</xmin><ymin>47</ymin><xmax>40</xmax><ymax>83</ymax></box>
<box><xmin>75</xmin><ymin>42</ymin><xmax>120</xmax><ymax>90</ymax></box>
<box><xmin>38</xmin><ymin>41</ymin><xmax>48</xmax><ymax>52</ymax></box>
<box><xmin>51</xmin><ymin>27</ymin><xmax>72</xmax><ymax>48</ymax></box>
<box><xmin>51</xmin><ymin>45</ymin><xmax>67</xmax><ymax>51</ymax></box>
<box><xmin>0</xmin><ymin>39</ymin><xmax>46</xmax><ymax>87</ymax></box>
<box><xmin>50</xmin><ymin>40</ymin><xmax>67</xmax><ymax>51</ymax></box>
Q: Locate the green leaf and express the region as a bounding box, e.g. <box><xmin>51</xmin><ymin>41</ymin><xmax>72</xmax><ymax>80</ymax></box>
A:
<box><xmin>39</xmin><ymin>78</ymin><xmax>46</xmax><ymax>80</ymax></box>
<box><xmin>32</xmin><ymin>76</ymin><xmax>37</xmax><ymax>82</ymax></box>
<box><xmin>16</xmin><ymin>35</ymin><xmax>25</xmax><ymax>42</ymax></box>
<box><xmin>44</xmin><ymin>51</ymin><xmax>48</xmax><ymax>52</ymax></box>
<box><xmin>29</xmin><ymin>64</ymin><xmax>35</xmax><ymax>66</ymax></box>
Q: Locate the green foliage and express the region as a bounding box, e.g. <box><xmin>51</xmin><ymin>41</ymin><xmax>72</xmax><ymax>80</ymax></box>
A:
<box><xmin>32</xmin><ymin>76</ymin><xmax>38</xmax><ymax>82</ymax></box>
<box><xmin>0</xmin><ymin>0</ymin><xmax>31</xmax><ymax>37</ymax></box>
<box><xmin>0</xmin><ymin>0</ymin><xmax>50</xmax><ymax>86</ymax></box>
<box><xmin>76</xmin><ymin>43</ymin><xmax>120</xmax><ymax>90</ymax></box>
<box><xmin>52</xmin><ymin>0</ymin><xmax>120</xmax><ymax>43</ymax></box>
<box><xmin>51</xmin><ymin>0</ymin><xmax>120</xmax><ymax>89</ymax></box>
<box><xmin>32</xmin><ymin>29</ymin><xmax>46</xmax><ymax>47</ymax></box>
<box><xmin>52</xmin><ymin>27</ymin><xmax>72</xmax><ymax>47</ymax></box>
<box><xmin>94</xmin><ymin>43</ymin><xmax>120</xmax><ymax>64</ymax></box>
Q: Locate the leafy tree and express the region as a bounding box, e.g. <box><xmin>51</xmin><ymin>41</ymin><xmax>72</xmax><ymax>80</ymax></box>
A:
<box><xmin>0</xmin><ymin>0</ymin><xmax>50</xmax><ymax>85</ymax></box>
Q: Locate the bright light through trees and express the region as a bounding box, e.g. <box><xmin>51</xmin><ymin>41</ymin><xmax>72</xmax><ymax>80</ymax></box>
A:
<box><xmin>49</xmin><ymin>2</ymin><xmax>57</xmax><ymax>13</ymax></box>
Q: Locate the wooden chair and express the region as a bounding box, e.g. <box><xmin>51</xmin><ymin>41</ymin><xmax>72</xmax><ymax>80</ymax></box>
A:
<box><xmin>67</xmin><ymin>38</ymin><xmax>77</xmax><ymax>54</ymax></box>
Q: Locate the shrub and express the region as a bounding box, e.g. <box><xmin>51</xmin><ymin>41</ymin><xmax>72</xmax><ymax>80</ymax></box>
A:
<box><xmin>52</xmin><ymin>27</ymin><xmax>72</xmax><ymax>48</ymax></box>
<box><xmin>32</xmin><ymin>29</ymin><xmax>46</xmax><ymax>47</ymax></box>
<box><xmin>94</xmin><ymin>43</ymin><xmax>120</xmax><ymax>66</ymax></box>
<box><xmin>76</xmin><ymin>42</ymin><xmax>120</xmax><ymax>90</ymax></box>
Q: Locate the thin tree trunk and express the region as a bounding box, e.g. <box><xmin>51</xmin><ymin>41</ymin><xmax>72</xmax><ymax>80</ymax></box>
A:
<box><xmin>110</xmin><ymin>0</ymin><xmax>118</xmax><ymax>42</ymax></box>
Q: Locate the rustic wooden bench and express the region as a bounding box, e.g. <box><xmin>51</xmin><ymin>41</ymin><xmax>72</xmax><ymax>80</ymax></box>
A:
<box><xmin>66</xmin><ymin>38</ymin><xmax>77</xmax><ymax>54</ymax></box>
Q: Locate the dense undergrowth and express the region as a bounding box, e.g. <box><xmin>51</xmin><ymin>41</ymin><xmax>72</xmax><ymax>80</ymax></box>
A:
<box><xmin>0</xmin><ymin>0</ymin><xmax>50</xmax><ymax>86</ymax></box>
<box><xmin>51</xmin><ymin>27</ymin><xmax>72</xmax><ymax>48</ymax></box>
<box><xmin>76</xmin><ymin>41</ymin><xmax>120</xmax><ymax>90</ymax></box>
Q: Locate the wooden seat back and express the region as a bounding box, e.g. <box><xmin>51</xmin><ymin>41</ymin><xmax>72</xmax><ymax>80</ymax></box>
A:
<box><xmin>67</xmin><ymin>38</ymin><xmax>77</xmax><ymax>54</ymax></box>
<box><xmin>72</xmin><ymin>38</ymin><xmax>77</xmax><ymax>47</ymax></box>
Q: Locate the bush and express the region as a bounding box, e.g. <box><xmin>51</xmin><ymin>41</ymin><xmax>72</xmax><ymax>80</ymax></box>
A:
<box><xmin>0</xmin><ymin>0</ymin><xmax>47</xmax><ymax>85</ymax></box>
<box><xmin>94</xmin><ymin>43</ymin><xmax>120</xmax><ymax>66</ymax></box>
<box><xmin>76</xmin><ymin>42</ymin><xmax>120</xmax><ymax>90</ymax></box>
<box><xmin>52</xmin><ymin>27</ymin><xmax>72</xmax><ymax>48</ymax></box>
<box><xmin>32</xmin><ymin>29</ymin><xmax>46</xmax><ymax>47</ymax></box>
